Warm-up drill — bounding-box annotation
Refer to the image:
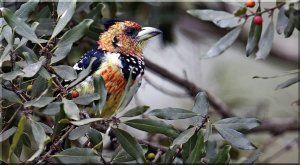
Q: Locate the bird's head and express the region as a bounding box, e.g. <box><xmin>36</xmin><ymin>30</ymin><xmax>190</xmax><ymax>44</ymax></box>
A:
<box><xmin>97</xmin><ymin>19</ymin><xmax>162</xmax><ymax>57</ymax></box>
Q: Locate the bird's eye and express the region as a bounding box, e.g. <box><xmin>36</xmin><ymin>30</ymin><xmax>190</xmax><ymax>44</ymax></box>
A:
<box><xmin>125</xmin><ymin>28</ymin><xmax>137</xmax><ymax>36</ymax></box>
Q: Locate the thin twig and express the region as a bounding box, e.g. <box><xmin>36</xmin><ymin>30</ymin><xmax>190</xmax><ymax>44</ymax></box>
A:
<box><xmin>261</xmin><ymin>137</ymin><xmax>298</xmax><ymax>163</ymax></box>
<box><xmin>37</xmin><ymin>125</ymin><xmax>75</xmax><ymax>164</ymax></box>
<box><xmin>247</xmin><ymin>2</ymin><xmax>285</xmax><ymax>17</ymax></box>
<box><xmin>0</xmin><ymin>106</ymin><xmax>22</xmax><ymax>134</ymax></box>
<box><xmin>52</xmin><ymin>76</ymin><xmax>67</xmax><ymax>94</ymax></box>
<box><xmin>2</xmin><ymin>81</ymin><xmax>29</xmax><ymax>102</ymax></box>
<box><xmin>172</xmin><ymin>147</ymin><xmax>182</xmax><ymax>162</ymax></box>
<box><xmin>152</xmin><ymin>150</ymin><xmax>163</xmax><ymax>164</ymax></box>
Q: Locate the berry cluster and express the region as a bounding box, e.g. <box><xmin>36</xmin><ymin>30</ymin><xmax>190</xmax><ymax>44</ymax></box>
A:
<box><xmin>245</xmin><ymin>0</ymin><xmax>263</xmax><ymax>25</ymax></box>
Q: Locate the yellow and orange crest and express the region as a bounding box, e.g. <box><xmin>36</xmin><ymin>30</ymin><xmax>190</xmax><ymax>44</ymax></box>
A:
<box><xmin>124</xmin><ymin>21</ymin><xmax>142</xmax><ymax>30</ymax></box>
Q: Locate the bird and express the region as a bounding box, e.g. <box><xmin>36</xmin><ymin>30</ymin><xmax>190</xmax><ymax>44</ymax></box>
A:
<box><xmin>62</xmin><ymin>19</ymin><xmax>162</xmax><ymax>118</ymax></box>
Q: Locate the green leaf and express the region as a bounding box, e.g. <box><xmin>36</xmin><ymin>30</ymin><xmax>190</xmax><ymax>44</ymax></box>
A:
<box><xmin>67</xmin><ymin>57</ymin><xmax>97</xmax><ymax>89</ymax></box>
<box><xmin>0</xmin><ymin>42</ymin><xmax>13</xmax><ymax>65</ymax></box>
<box><xmin>93</xmin><ymin>75</ymin><xmax>107</xmax><ymax>113</ymax></box>
<box><xmin>87</xmin><ymin>128</ymin><xmax>102</xmax><ymax>146</ymax></box>
<box><xmin>51</xmin><ymin>0</ymin><xmax>77</xmax><ymax>39</ymax></box>
<box><xmin>275</xmin><ymin>76</ymin><xmax>299</xmax><ymax>90</ymax></box>
<box><xmin>35</xmin><ymin>17</ymin><xmax>55</xmax><ymax>37</ymax></box>
<box><xmin>43</xmin><ymin>102</ymin><xmax>62</xmax><ymax>115</ymax></box>
<box><xmin>213</xmin><ymin>145</ymin><xmax>231</xmax><ymax>164</ymax></box>
<box><xmin>56</xmin><ymin>19</ymin><xmax>93</xmax><ymax>48</ymax></box>
<box><xmin>0</xmin><ymin>87</ymin><xmax>22</xmax><ymax>103</ymax></box>
<box><xmin>24</xmin><ymin>97</ymin><xmax>55</xmax><ymax>108</ymax></box>
<box><xmin>246</xmin><ymin>8</ymin><xmax>263</xmax><ymax>56</ymax></box>
<box><xmin>124</xmin><ymin>119</ymin><xmax>179</xmax><ymax>138</ymax></box>
<box><xmin>28</xmin><ymin>120</ymin><xmax>47</xmax><ymax>161</ymax></box>
<box><xmin>182</xmin><ymin>130</ymin><xmax>198</xmax><ymax>162</ymax></box>
<box><xmin>30</xmin><ymin>120</ymin><xmax>47</xmax><ymax>147</ymax></box>
<box><xmin>38</xmin><ymin>67</ymin><xmax>51</xmax><ymax>80</ymax></box>
<box><xmin>52</xmin><ymin>65</ymin><xmax>77</xmax><ymax>81</ymax></box>
<box><xmin>171</xmin><ymin>127</ymin><xmax>197</xmax><ymax>147</ymax></box>
<box><xmin>0</xmin><ymin>70</ymin><xmax>24</xmax><ymax>81</ymax></box>
<box><xmin>214</xmin><ymin>117</ymin><xmax>260</xmax><ymax>131</ymax></box>
<box><xmin>73</xmin><ymin>93</ymin><xmax>100</xmax><ymax>105</ymax></box>
<box><xmin>121</xmin><ymin>106</ymin><xmax>150</xmax><ymax>117</ymax></box>
<box><xmin>8</xmin><ymin>116</ymin><xmax>26</xmax><ymax>163</ymax></box>
<box><xmin>111</xmin><ymin>146</ymin><xmax>135</xmax><ymax>163</ymax></box>
<box><xmin>148</xmin><ymin>108</ymin><xmax>199</xmax><ymax>120</ymax></box>
<box><xmin>38</xmin><ymin>122</ymin><xmax>53</xmax><ymax>134</ymax></box>
<box><xmin>0</xmin><ymin>141</ymin><xmax>19</xmax><ymax>163</ymax></box>
<box><xmin>87</xmin><ymin>3</ymin><xmax>103</xmax><ymax>22</ymax></box>
<box><xmin>53</xmin><ymin>147</ymin><xmax>101</xmax><ymax>164</ymax></box>
<box><xmin>117</xmin><ymin>72</ymin><xmax>141</xmax><ymax>112</ymax></box>
<box><xmin>256</xmin><ymin>19</ymin><xmax>274</xmax><ymax>60</ymax></box>
<box><xmin>22</xmin><ymin>61</ymin><xmax>43</xmax><ymax>78</ymax></box>
<box><xmin>186</xmin><ymin>130</ymin><xmax>206</xmax><ymax>163</ymax></box>
<box><xmin>70</xmin><ymin>118</ymin><xmax>103</xmax><ymax>126</ymax></box>
<box><xmin>160</xmin><ymin>145</ymin><xmax>178</xmax><ymax>164</ymax></box>
<box><xmin>2</xmin><ymin>25</ymin><xmax>13</xmax><ymax>45</ymax></box>
<box><xmin>53</xmin><ymin>109</ymin><xmax>68</xmax><ymax>137</ymax></box>
<box><xmin>14</xmin><ymin>0</ymin><xmax>39</xmax><ymax>20</ymax></box>
<box><xmin>204</xmin><ymin>120</ymin><xmax>212</xmax><ymax>142</ymax></box>
<box><xmin>112</xmin><ymin>128</ymin><xmax>146</xmax><ymax>163</ymax></box>
<box><xmin>1</xmin><ymin>8</ymin><xmax>43</xmax><ymax>44</ymax></box>
<box><xmin>0</xmin><ymin>127</ymin><xmax>17</xmax><ymax>142</ymax></box>
<box><xmin>187</xmin><ymin>9</ymin><xmax>244</xmax><ymax>28</ymax></box>
<box><xmin>51</xmin><ymin>44</ymin><xmax>72</xmax><ymax>64</ymax></box>
<box><xmin>191</xmin><ymin>92</ymin><xmax>209</xmax><ymax>124</ymax></box>
<box><xmin>214</xmin><ymin>125</ymin><xmax>256</xmax><ymax>150</ymax></box>
<box><xmin>1</xmin><ymin>25</ymin><xmax>14</xmax><ymax>64</ymax></box>
<box><xmin>276</xmin><ymin>7</ymin><xmax>289</xmax><ymax>34</ymax></box>
<box><xmin>68</xmin><ymin>125</ymin><xmax>90</xmax><ymax>140</ymax></box>
<box><xmin>205</xmin><ymin>140</ymin><xmax>217</xmax><ymax>162</ymax></box>
<box><xmin>15</xmin><ymin>22</ymin><xmax>40</xmax><ymax>50</ymax></box>
<box><xmin>31</xmin><ymin>75</ymin><xmax>48</xmax><ymax>98</ymax></box>
<box><xmin>284</xmin><ymin>5</ymin><xmax>296</xmax><ymax>38</ymax></box>
<box><xmin>20</xmin><ymin>47</ymin><xmax>38</xmax><ymax>64</ymax></box>
<box><xmin>62</xmin><ymin>98</ymin><xmax>80</xmax><ymax>121</ymax></box>
<box><xmin>203</xmin><ymin>26</ymin><xmax>242</xmax><ymax>58</ymax></box>
<box><xmin>233</xmin><ymin>7</ymin><xmax>247</xmax><ymax>16</ymax></box>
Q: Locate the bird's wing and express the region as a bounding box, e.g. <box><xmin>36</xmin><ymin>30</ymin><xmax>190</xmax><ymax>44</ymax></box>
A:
<box><xmin>62</xmin><ymin>47</ymin><xmax>105</xmax><ymax>88</ymax></box>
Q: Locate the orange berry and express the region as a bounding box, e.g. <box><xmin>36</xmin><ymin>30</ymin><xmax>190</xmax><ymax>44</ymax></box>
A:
<box><xmin>71</xmin><ymin>90</ymin><xmax>79</xmax><ymax>98</ymax></box>
<box><xmin>254</xmin><ymin>15</ymin><xmax>263</xmax><ymax>25</ymax></box>
<box><xmin>246</xmin><ymin>0</ymin><xmax>255</xmax><ymax>8</ymax></box>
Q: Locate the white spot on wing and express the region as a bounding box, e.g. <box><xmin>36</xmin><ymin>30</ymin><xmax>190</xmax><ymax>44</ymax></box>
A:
<box><xmin>73</xmin><ymin>63</ymin><xmax>82</xmax><ymax>70</ymax></box>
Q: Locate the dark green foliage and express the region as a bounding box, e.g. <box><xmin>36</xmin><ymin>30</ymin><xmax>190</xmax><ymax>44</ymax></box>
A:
<box><xmin>0</xmin><ymin>1</ymin><xmax>265</xmax><ymax>164</ymax></box>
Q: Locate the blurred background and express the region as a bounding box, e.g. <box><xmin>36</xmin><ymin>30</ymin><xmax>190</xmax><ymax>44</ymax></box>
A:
<box><xmin>113</xmin><ymin>2</ymin><xmax>299</xmax><ymax>163</ymax></box>
<box><xmin>2</xmin><ymin>1</ymin><xmax>298</xmax><ymax>163</ymax></box>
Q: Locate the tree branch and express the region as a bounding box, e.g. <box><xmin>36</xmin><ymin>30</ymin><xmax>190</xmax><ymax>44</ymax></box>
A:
<box><xmin>248</xmin><ymin>118</ymin><xmax>299</xmax><ymax>135</ymax></box>
<box><xmin>145</xmin><ymin>58</ymin><xmax>235</xmax><ymax>118</ymax></box>
<box><xmin>37</xmin><ymin>125</ymin><xmax>75</xmax><ymax>164</ymax></box>
<box><xmin>144</xmin><ymin>59</ymin><xmax>298</xmax><ymax>135</ymax></box>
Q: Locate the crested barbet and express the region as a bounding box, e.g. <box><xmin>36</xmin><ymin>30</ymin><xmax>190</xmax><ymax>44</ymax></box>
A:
<box><xmin>63</xmin><ymin>20</ymin><xmax>161</xmax><ymax>118</ymax></box>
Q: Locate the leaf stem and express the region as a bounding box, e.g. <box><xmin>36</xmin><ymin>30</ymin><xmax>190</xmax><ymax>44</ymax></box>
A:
<box><xmin>37</xmin><ymin>125</ymin><xmax>75</xmax><ymax>164</ymax></box>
